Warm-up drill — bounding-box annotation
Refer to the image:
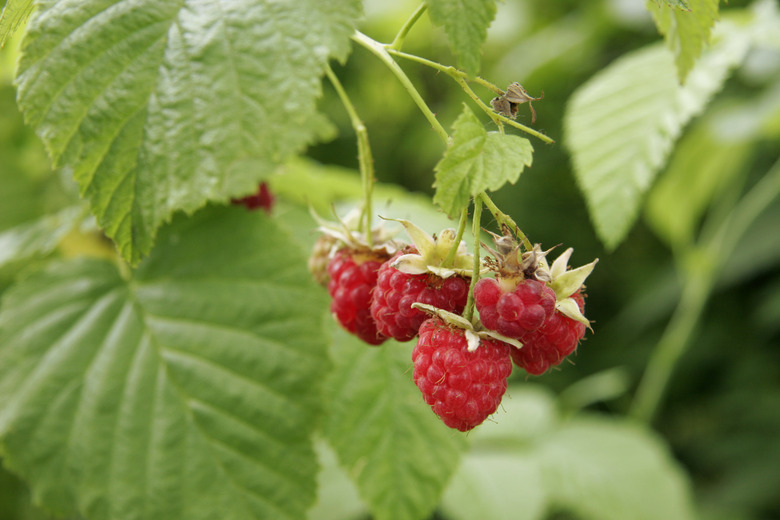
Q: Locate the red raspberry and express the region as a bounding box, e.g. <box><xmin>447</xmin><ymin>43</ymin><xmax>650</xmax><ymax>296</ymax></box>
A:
<box><xmin>328</xmin><ymin>249</ymin><xmax>389</xmax><ymax>345</ymax></box>
<box><xmin>511</xmin><ymin>292</ymin><xmax>587</xmax><ymax>375</ymax></box>
<box><xmin>371</xmin><ymin>249</ymin><xmax>469</xmax><ymax>342</ymax></box>
<box><xmin>412</xmin><ymin>317</ymin><xmax>513</xmax><ymax>432</ymax></box>
<box><xmin>232</xmin><ymin>182</ymin><xmax>274</xmax><ymax>213</ymax></box>
<box><xmin>474</xmin><ymin>277</ymin><xmax>556</xmax><ymax>341</ymax></box>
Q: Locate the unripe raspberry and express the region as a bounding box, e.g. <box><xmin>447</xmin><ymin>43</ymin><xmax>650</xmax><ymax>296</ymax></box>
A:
<box><xmin>413</xmin><ymin>317</ymin><xmax>513</xmax><ymax>431</ymax></box>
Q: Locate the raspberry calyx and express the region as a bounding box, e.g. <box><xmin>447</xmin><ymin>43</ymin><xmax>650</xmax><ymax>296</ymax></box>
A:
<box><xmin>370</xmin><ymin>220</ymin><xmax>475</xmax><ymax>342</ymax></box>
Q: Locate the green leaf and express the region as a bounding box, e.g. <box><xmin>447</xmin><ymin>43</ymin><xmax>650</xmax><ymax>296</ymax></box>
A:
<box><xmin>434</xmin><ymin>105</ymin><xmax>533</xmax><ymax>217</ymax></box>
<box><xmin>541</xmin><ymin>419</ymin><xmax>698</xmax><ymax>520</ymax></box>
<box><xmin>0</xmin><ymin>206</ymin><xmax>329</xmax><ymax>520</ymax></box>
<box><xmin>441</xmin><ymin>386</ymin><xmax>697</xmax><ymax>520</ymax></box>
<box><xmin>426</xmin><ymin>0</ymin><xmax>496</xmax><ymax>77</ymax></box>
<box><xmin>322</xmin><ymin>326</ymin><xmax>468</xmax><ymax>520</ymax></box>
<box><xmin>644</xmin><ymin>111</ymin><xmax>755</xmax><ymax>248</ymax></box>
<box><xmin>15</xmin><ymin>0</ymin><xmax>361</xmax><ymax>265</ymax></box>
<box><xmin>0</xmin><ymin>0</ymin><xmax>34</xmax><ymax>47</ymax></box>
<box><xmin>654</xmin><ymin>0</ymin><xmax>691</xmax><ymax>10</ymax></box>
<box><xmin>648</xmin><ymin>0</ymin><xmax>720</xmax><ymax>83</ymax></box>
<box><xmin>0</xmin><ymin>205</ymin><xmax>83</xmax><ymax>271</ymax></box>
<box><xmin>564</xmin><ymin>21</ymin><xmax>751</xmax><ymax>250</ymax></box>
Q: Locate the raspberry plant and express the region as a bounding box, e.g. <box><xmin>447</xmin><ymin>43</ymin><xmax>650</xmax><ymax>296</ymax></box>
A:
<box><xmin>1</xmin><ymin>1</ymin><xmax>780</xmax><ymax>520</ymax></box>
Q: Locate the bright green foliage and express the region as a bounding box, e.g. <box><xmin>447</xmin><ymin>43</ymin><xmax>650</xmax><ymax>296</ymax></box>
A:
<box><xmin>653</xmin><ymin>0</ymin><xmax>691</xmax><ymax>12</ymax></box>
<box><xmin>323</xmin><ymin>326</ymin><xmax>468</xmax><ymax>520</ymax></box>
<box><xmin>426</xmin><ymin>0</ymin><xmax>496</xmax><ymax>77</ymax></box>
<box><xmin>564</xmin><ymin>22</ymin><xmax>750</xmax><ymax>250</ymax></box>
<box><xmin>645</xmin><ymin>115</ymin><xmax>754</xmax><ymax>248</ymax></box>
<box><xmin>442</xmin><ymin>386</ymin><xmax>697</xmax><ymax>520</ymax></box>
<box><xmin>0</xmin><ymin>207</ymin><xmax>329</xmax><ymax>520</ymax></box>
<box><xmin>0</xmin><ymin>0</ymin><xmax>33</xmax><ymax>46</ymax></box>
<box><xmin>0</xmin><ymin>205</ymin><xmax>82</xmax><ymax>270</ymax></box>
<box><xmin>14</xmin><ymin>0</ymin><xmax>361</xmax><ymax>265</ymax></box>
<box><xmin>434</xmin><ymin>105</ymin><xmax>533</xmax><ymax>217</ymax></box>
<box><xmin>648</xmin><ymin>0</ymin><xmax>720</xmax><ymax>83</ymax></box>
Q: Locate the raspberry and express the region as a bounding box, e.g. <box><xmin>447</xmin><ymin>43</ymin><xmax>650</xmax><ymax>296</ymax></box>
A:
<box><xmin>474</xmin><ymin>277</ymin><xmax>556</xmax><ymax>341</ymax></box>
<box><xmin>328</xmin><ymin>248</ymin><xmax>390</xmax><ymax>345</ymax></box>
<box><xmin>412</xmin><ymin>317</ymin><xmax>513</xmax><ymax>432</ymax></box>
<box><xmin>371</xmin><ymin>249</ymin><xmax>469</xmax><ymax>342</ymax></box>
<box><xmin>232</xmin><ymin>182</ymin><xmax>274</xmax><ymax>213</ymax></box>
<box><xmin>511</xmin><ymin>292</ymin><xmax>587</xmax><ymax>375</ymax></box>
<box><xmin>309</xmin><ymin>234</ymin><xmax>338</xmax><ymax>287</ymax></box>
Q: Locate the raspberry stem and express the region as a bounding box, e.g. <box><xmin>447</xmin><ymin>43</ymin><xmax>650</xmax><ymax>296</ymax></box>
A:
<box><xmin>479</xmin><ymin>192</ymin><xmax>533</xmax><ymax>251</ymax></box>
<box><xmin>388</xmin><ymin>3</ymin><xmax>427</xmax><ymax>51</ymax></box>
<box><xmin>325</xmin><ymin>64</ymin><xmax>375</xmax><ymax>245</ymax></box>
<box><xmin>463</xmin><ymin>197</ymin><xmax>483</xmax><ymax>322</ymax></box>
<box><xmin>384</xmin><ymin>48</ymin><xmax>554</xmax><ymax>143</ymax></box>
<box><xmin>352</xmin><ymin>31</ymin><xmax>451</xmax><ymax>146</ymax></box>
<box><xmin>443</xmin><ymin>207</ymin><xmax>469</xmax><ymax>268</ymax></box>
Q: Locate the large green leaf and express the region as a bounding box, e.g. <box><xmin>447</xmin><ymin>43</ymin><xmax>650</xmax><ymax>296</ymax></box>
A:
<box><xmin>648</xmin><ymin>0</ymin><xmax>720</xmax><ymax>83</ymax></box>
<box><xmin>434</xmin><ymin>105</ymin><xmax>533</xmax><ymax>217</ymax></box>
<box><xmin>322</xmin><ymin>327</ymin><xmax>468</xmax><ymax>520</ymax></box>
<box><xmin>14</xmin><ymin>0</ymin><xmax>361</xmax><ymax>265</ymax></box>
<box><xmin>441</xmin><ymin>386</ymin><xmax>697</xmax><ymax>520</ymax></box>
<box><xmin>0</xmin><ymin>206</ymin><xmax>329</xmax><ymax>520</ymax></box>
<box><xmin>426</xmin><ymin>0</ymin><xmax>496</xmax><ymax>77</ymax></box>
<box><xmin>564</xmin><ymin>20</ymin><xmax>751</xmax><ymax>250</ymax></box>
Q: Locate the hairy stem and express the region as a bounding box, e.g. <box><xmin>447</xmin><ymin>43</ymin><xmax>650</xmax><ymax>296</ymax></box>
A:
<box><xmin>386</xmin><ymin>48</ymin><xmax>554</xmax><ymax>143</ymax></box>
<box><xmin>389</xmin><ymin>3</ymin><xmax>427</xmax><ymax>51</ymax></box>
<box><xmin>630</xmin><ymin>157</ymin><xmax>780</xmax><ymax>423</ymax></box>
<box><xmin>463</xmin><ymin>198</ymin><xmax>483</xmax><ymax>322</ymax></box>
<box><xmin>325</xmin><ymin>64</ymin><xmax>375</xmax><ymax>244</ymax></box>
<box><xmin>479</xmin><ymin>193</ymin><xmax>533</xmax><ymax>250</ymax></box>
<box><xmin>352</xmin><ymin>31</ymin><xmax>450</xmax><ymax>146</ymax></box>
<box><xmin>443</xmin><ymin>207</ymin><xmax>469</xmax><ymax>268</ymax></box>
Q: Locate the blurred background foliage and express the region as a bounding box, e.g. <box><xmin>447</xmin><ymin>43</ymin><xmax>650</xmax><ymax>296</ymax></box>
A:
<box><xmin>0</xmin><ymin>0</ymin><xmax>778</xmax><ymax>519</ymax></box>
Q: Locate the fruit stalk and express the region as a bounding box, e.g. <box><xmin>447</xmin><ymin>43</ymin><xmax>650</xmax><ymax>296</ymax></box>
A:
<box><xmin>325</xmin><ymin>64</ymin><xmax>376</xmax><ymax>244</ymax></box>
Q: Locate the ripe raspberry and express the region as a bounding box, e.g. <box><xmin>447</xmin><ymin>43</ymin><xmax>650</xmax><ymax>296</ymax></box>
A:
<box><xmin>328</xmin><ymin>249</ymin><xmax>390</xmax><ymax>345</ymax></box>
<box><xmin>511</xmin><ymin>292</ymin><xmax>587</xmax><ymax>375</ymax></box>
<box><xmin>412</xmin><ymin>317</ymin><xmax>513</xmax><ymax>432</ymax></box>
<box><xmin>371</xmin><ymin>248</ymin><xmax>469</xmax><ymax>342</ymax></box>
<box><xmin>232</xmin><ymin>182</ymin><xmax>274</xmax><ymax>213</ymax></box>
<box><xmin>474</xmin><ymin>277</ymin><xmax>556</xmax><ymax>341</ymax></box>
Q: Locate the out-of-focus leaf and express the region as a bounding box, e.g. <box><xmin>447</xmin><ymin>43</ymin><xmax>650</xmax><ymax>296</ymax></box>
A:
<box><xmin>648</xmin><ymin>0</ymin><xmax>719</xmax><ymax>83</ymax></box>
<box><xmin>564</xmin><ymin>21</ymin><xmax>751</xmax><ymax>249</ymax></box>
<box><xmin>0</xmin><ymin>206</ymin><xmax>83</xmax><ymax>270</ymax></box>
<box><xmin>441</xmin><ymin>385</ymin><xmax>697</xmax><ymax>520</ymax></box>
<box><xmin>434</xmin><ymin>105</ymin><xmax>533</xmax><ymax>217</ymax></box>
<box><xmin>427</xmin><ymin>0</ymin><xmax>496</xmax><ymax>76</ymax></box>
<box><xmin>644</xmin><ymin>114</ymin><xmax>754</xmax><ymax>248</ymax></box>
<box><xmin>0</xmin><ymin>0</ymin><xmax>33</xmax><ymax>47</ymax></box>
<box><xmin>307</xmin><ymin>442</ymin><xmax>365</xmax><ymax>520</ymax></box>
<box><xmin>541</xmin><ymin>418</ymin><xmax>698</xmax><ymax>520</ymax></box>
<box><xmin>0</xmin><ymin>207</ymin><xmax>329</xmax><ymax>520</ymax></box>
<box><xmin>15</xmin><ymin>0</ymin><xmax>361</xmax><ymax>264</ymax></box>
<box><xmin>322</xmin><ymin>326</ymin><xmax>468</xmax><ymax>520</ymax></box>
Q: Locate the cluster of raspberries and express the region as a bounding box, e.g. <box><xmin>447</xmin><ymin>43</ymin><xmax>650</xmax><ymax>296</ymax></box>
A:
<box><xmin>312</xmin><ymin>222</ymin><xmax>595</xmax><ymax>432</ymax></box>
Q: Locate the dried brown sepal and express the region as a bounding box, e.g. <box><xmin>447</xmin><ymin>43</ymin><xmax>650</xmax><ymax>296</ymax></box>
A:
<box><xmin>490</xmin><ymin>82</ymin><xmax>544</xmax><ymax>123</ymax></box>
